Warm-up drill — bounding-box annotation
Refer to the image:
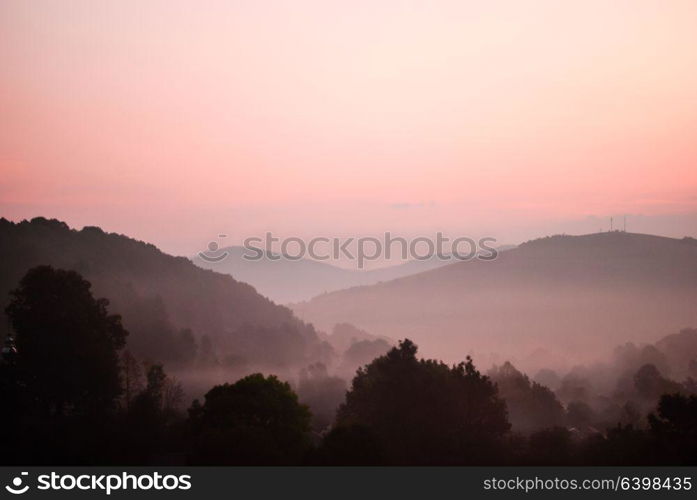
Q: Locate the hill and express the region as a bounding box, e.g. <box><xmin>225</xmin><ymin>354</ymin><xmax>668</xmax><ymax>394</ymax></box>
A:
<box><xmin>191</xmin><ymin>246</ymin><xmax>453</xmax><ymax>303</ymax></box>
<box><xmin>291</xmin><ymin>232</ymin><xmax>697</xmax><ymax>372</ymax></box>
<box><xmin>0</xmin><ymin>217</ymin><xmax>331</xmax><ymax>369</ymax></box>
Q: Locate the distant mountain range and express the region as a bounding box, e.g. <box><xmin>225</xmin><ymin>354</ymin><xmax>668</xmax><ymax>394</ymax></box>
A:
<box><xmin>0</xmin><ymin>218</ymin><xmax>331</xmax><ymax>370</ymax></box>
<box><xmin>5</xmin><ymin>218</ymin><xmax>694</xmax><ymax>378</ymax></box>
<box><xmin>291</xmin><ymin>232</ymin><xmax>697</xmax><ymax>372</ymax></box>
<box><xmin>192</xmin><ymin>245</ymin><xmax>516</xmax><ymax>303</ymax></box>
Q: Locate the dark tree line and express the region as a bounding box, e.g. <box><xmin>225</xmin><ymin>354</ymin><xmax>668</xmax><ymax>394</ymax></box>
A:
<box><xmin>1</xmin><ymin>266</ymin><xmax>696</xmax><ymax>465</ymax></box>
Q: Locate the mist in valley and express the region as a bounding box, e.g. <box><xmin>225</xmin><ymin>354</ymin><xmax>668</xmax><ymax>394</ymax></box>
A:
<box><xmin>2</xmin><ymin>218</ymin><xmax>697</xmax><ymax>465</ymax></box>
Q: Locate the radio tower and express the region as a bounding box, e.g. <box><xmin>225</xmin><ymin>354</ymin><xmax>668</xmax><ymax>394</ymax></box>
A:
<box><xmin>623</xmin><ymin>215</ymin><xmax>626</xmax><ymax>232</ymax></box>
<box><xmin>610</xmin><ymin>217</ymin><xmax>613</xmax><ymax>232</ymax></box>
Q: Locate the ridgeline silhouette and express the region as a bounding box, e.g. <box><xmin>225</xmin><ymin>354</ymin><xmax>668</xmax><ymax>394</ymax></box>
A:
<box><xmin>1</xmin><ymin>221</ymin><xmax>696</xmax><ymax>465</ymax></box>
<box><xmin>0</xmin><ymin>218</ymin><xmax>331</xmax><ymax>371</ymax></box>
<box><xmin>292</xmin><ymin>232</ymin><xmax>697</xmax><ymax>371</ymax></box>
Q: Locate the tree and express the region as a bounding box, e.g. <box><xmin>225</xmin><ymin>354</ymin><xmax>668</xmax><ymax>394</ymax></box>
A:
<box><xmin>488</xmin><ymin>361</ymin><xmax>565</xmax><ymax>433</ymax></box>
<box><xmin>338</xmin><ymin>338</ymin><xmax>392</xmax><ymax>377</ymax></box>
<box><xmin>648</xmin><ymin>393</ymin><xmax>697</xmax><ymax>464</ymax></box>
<box><xmin>121</xmin><ymin>349</ymin><xmax>144</xmax><ymax>411</ymax></box>
<box><xmin>314</xmin><ymin>424</ymin><xmax>383</xmax><ymax>465</ymax></box>
<box><xmin>188</xmin><ymin>374</ymin><xmax>312</xmax><ymax>464</ymax></box>
<box><xmin>527</xmin><ymin>427</ymin><xmax>574</xmax><ymax>465</ymax></box>
<box><xmin>129</xmin><ymin>363</ymin><xmax>184</xmax><ymax>416</ymax></box>
<box><xmin>566</xmin><ymin>400</ymin><xmax>596</xmax><ymax>428</ymax></box>
<box><xmin>143</xmin><ymin>364</ymin><xmax>167</xmax><ymax>407</ymax></box>
<box><xmin>172</xmin><ymin>328</ymin><xmax>197</xmax><ymax>367</ymax></box>
<box><xmin>117</xmin><ymin>295</ymin><xmax>198</xmax><ymax>367</ymax></box>
<box><xmin>633</xmin><ymin>364</ymin><xmax>683</xmax><ymax>401</ymax></box>
<box><xmin>5</xmin><ymin>266</ymin><xmax>127</xmax><ymax>415</ymax></box>
<box><xmin>297</xmin><ymin>363</ymin><xmax>347</xmax><ymax>431</ymax></box>
<box><xmin>121</xmin><ymin>363</ymin><xmax>185</xmax><ymax>463</ymax></box>
<box><xmin>582</xmin><ymin>424</ymin><xmax>651</xmax><ymax>466</ymax></box>
<box><xmin>197</xmin><ymin>334</ymin><xmax>219</xmax><ymax>366</ymax></box>
<box><xmin>163</xmin><ymin>375</ymin><xmax>185</xmax><ymax>414</ymax></box>
<box><xmin>336</xmin><ymin>339</ymin><xmax>510</xmax><ymax>464</ymax></box>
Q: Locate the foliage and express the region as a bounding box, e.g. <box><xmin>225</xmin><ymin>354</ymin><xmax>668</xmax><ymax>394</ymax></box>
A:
<box><xmin>648</xmin><ymin>393</ymin><xmax>697</xmax><ymax>463</ymax></box>
<box><xmin>312</xmin><ymin>424</ymin><xmax>383</xmax><ymax>465</ymax></box>
<box><xmin>489</xmin><ymin>361</ymin><xmax>565</xmax><ymax>433</ymax></box>
<box><xmin>337</xmin><ymin>339</ymin><xmax>510</xmax><ymax>464</ymax></box>
<box><xmin>187</xmin><ymin>374</ymin><xmax>312</xmax><ymax>464</ymax></box>
<box><xmin>5</xmin><ymin>265</ymin><xmax>127</xmax><ymax>415</ymax></box>
<box><xmin>297</xmin><ymin>363</ymin><xmax>347</xmax><ymax>431</ymax></box>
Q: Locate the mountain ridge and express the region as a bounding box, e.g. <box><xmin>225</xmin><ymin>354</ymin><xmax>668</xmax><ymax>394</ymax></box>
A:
<box><xmin>0</xmin><ymin>217</ymin><xmax>331</xmax><ymax>369</ymax></box>
<box><xmin>192</xmin><ymin>244</ymin><xmax>462</xmax><ymax>303</ymax></box>
<box><xmin>291</xmin><ymin>231</ymin><xmax>697</xmax><ymax>372</ymax></box>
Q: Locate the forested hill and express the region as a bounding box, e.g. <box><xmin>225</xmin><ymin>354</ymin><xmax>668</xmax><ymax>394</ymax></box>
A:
<box><xmin>292</xmin><ymin>231</ymin><xmax>697</xmax><ymax>371</ymax></box>
<box><xmin>0</xmin><ymin>217</ymin><xmax>331</xmax><ymax>368</ymax></box>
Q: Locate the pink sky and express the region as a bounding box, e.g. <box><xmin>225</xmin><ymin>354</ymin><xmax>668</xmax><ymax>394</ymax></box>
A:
<box><xmin>2</xmin><ymin>0</ymin><xmax>696</xmax><ymax>256</ymax></box>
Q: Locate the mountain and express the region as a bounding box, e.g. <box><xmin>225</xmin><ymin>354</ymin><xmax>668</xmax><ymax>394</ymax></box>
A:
<box><xmin>291</xmin><ymin>232</ymin><xmax>697</xmax><ymax>372</ymax></box>
<box><xmin>191</xmin><ymin>245</ymin><xmax>515</xmax><ymax>303</ymax></box>
<box><xmin>191</xmin><ymin>247</ymin><xmax>454</xmax><ymax>303</ymax></box>
<box><xmin>0</xmin><ymin>217</ymin><xmax>331</xmax><ymax>369</ymax></box>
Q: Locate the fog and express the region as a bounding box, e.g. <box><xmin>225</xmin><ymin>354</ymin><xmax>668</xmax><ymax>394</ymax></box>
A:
<box><xmin>292</xmin><ymin>232</ymin><xmax>697</xmax><ymax>375</ymax></box>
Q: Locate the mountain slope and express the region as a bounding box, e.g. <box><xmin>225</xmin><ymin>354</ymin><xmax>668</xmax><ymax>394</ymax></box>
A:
<box><xmin>0</xmin><ymin>218</ymin><xmax>330</xmax><ymax>368</ymax></box>
<box><xmin>291</xmin><ymin>232</ymin><xmax>697</xmax><ymax>371</ymax></box>
<box><xmin>192</xmin><ymin>246</ymin><xmax>454</xmax><ymax>303</ymax></box>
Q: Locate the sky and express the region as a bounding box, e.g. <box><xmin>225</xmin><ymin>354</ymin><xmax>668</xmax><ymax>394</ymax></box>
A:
<box><xmin>2</xmin><ymin>0</ymin><xmax>697</xmax><ymax>257</ymax></box>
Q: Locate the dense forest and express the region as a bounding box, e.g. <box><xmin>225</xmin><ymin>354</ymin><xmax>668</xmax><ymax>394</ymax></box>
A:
<box><xmin>1</xmin><ymin>264</ymin><xmax>695</xmax><ymax>465</ymax></box>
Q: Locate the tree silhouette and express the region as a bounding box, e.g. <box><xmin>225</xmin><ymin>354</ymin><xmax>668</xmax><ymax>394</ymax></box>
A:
<box><xmin>120</xmin><ymin>363</ymin><xmax>184</xmax><ymax>463</ymax></box>
<box><xmin>648</xmin><ymin>393</ymin><xmax>697</xmax><ymax>464</ymax></box>
<box><xmin>338</xmin><ymin>338</ymin><xmax>391</xmax><ymax>376</ymax></box>
<box><xmin>527</xmin><ymin>427</ymin><xmax>574</xmax><ymax>465</ymax></box>
<box><xmin>633</xmin><ymin>364</ymin><xmax>683</xmax><ymax>401</ymax></box>
<box><xmin>566</xmin><ymin>400</ymin><xmax>596</xmax><ymax>429</ymax></box>
<box><xmin>313</xmin><ymin>424</ymin><xmax>384</xmax><ymax>465</ymax></box>
<box><xmin>582</xmin><ymin>424</ymin><xmax>651</xmax><ymax>465</ymax></box>
<box><xmin>488</xmin><ymin>361</ymin><xmax>565</xmax><ymax>433</ymax></box>
<box><xmin>336</xmin><ymin>339</ymin><xmax>510</xmax><ymax>464</ymax></box>
<box><xmin>188</xmin><ymin>374</ymin><xmax>312</xmax><ymax>464</ymax></box>
<box><xmin>5</xmin><ymin>265</ymin><xmax>127</xmax><ymax>415</ymax></box>
<box><xmin>297</xmin><ymin>363</ymin><xmax>347</xmax><ymax>431</ymax></box>
<box><xmin>120</xmin><ymin>349</ymin><xmax>144</xmax><ymax>411</ymax></box>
